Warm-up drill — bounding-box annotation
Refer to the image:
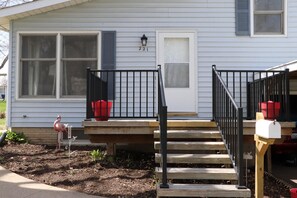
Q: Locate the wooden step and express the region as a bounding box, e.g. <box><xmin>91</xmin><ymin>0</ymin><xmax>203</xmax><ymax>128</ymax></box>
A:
<box><xmin>166</xmin><ymin>120</ymin><xmax>216</xmax><ymax>128</ymax></box>
<box><xmin>154</xmin><ymin>141</ymin><xmax>226</xmax><ymax>151</ymax></box>
<box><xmin>155</xmin><ymin>167</ymin><xmax>237</xmax><ymax>180</ymax></box>
<box><xmin>154</xmin><ymin>130</ymin><xmax>221</xmax><ymax>139</ymax></box>
<box><xmin>167</xmin><ymin>112</ymin><xmax>198</xmax><ymax>117</ymax></box>
<box><xmin>155</xmin><ymin>153</ymin><xmax>232</xmax><ymax>164</ymax></box>
<box><xmin>157</xmin><ymin>184</ymin><xmax>251</xmax><ymax>197</ymax></box>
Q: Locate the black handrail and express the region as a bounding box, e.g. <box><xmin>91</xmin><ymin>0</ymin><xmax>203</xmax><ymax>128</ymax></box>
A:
<box><xmin>212</xmin><ymin>65</ymin><xmax>245</xmax><ymax>188</ymax></box>
<box><xmin>157</xmin><ymin>65</ymin><xmax>168</xmax><ymax>188</ymax></box>
<box><xmin>86</xmin><ymin>68</ymin><xmax>158</xmax><ymax>120</ymax></box>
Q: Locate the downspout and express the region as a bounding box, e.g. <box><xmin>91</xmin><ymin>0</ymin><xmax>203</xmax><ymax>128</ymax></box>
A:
<box><xmin>6</xmin><ymin>20</ymin><xmax>12</xmax><ymax>128</ymax></box>
<box><xmin>0</xmin><ymin>55</ymin><xmax>8</xmax><ymax>70</ymax></box>
<box><xmin>0</xmin><ymin>130</ymin><xmax>7</xmax><ymax>145</ymax></box>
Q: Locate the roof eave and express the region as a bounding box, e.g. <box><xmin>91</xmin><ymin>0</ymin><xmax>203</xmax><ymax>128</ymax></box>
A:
<box><xmin>0</xmin><ymin>0</ymin><xmax>91</xmax><ymax>31</ymax></box>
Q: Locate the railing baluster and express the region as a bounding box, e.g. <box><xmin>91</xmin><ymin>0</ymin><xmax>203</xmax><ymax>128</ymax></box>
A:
<box><xmin>239</xmin><ymin>72</ymin><xmax>242</xmax><ymax>107</ymax></box>
<box><xmin>233</xmin><ymin>72</ymin><xmax>235</xmax><ymax>98</ymax></box>
<box><xmin>86</xmin><ymin>68</ymin><xmax>91</xmax><ymax>119</ymax></box>
<box><xmin>146</xmin><ymin>71</ymin><xmax>149</xmax><ymax>117</ymax></box>
<box><xmin>133</xmin><ymin>71</ymin><xmax>135</xmax><ymax>117</ymax></box>
<box><xmin>120</xmin><ymin>71</ymin><xmax>122</xmax><ymax>117</ymax></box>
<box><xmin>140</xmin><ymin>71</ymin><xmax>142</xmax><ymax>117</ymax></box>
<box><xmin>126</xmin><ymin>71</ymin><xmax>129</xmax><ymax>117</ymax></box>
<box><xmin>285</xmin><ymin>69</ymin><xmax>290</xmax><ymax>120</ymax></box>
<box><xmin>212</xmin><ymin>65</ymin><xmax>216</xmax><ymax>121</ymax></box>
<box><xmin>153</xmin><ymin>71</ymin><xmax>156</xmax><ymax>117</ymax></box>
<box><xmin>106</xmin><ymin>71</ymin><xmax>109</xmax><ymax>118</ymax></box>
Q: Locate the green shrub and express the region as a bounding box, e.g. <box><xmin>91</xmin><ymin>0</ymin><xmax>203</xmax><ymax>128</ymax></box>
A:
<box><xmin>90</xmin><ymin>149</ymin><xmax>105</xmax><ymax>161</ymax></box>
<box><xmin>6</xmin><ymin>131</ymin><xmax>27</xmax><ymax>144</ymax></box>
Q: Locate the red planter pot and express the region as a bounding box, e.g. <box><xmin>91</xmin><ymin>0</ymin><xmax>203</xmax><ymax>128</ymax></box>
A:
<box><xmin>91</xmin><ymin>100</ymin><xmax>112</xmax><ymax>121</ymax></box>
<box><xmin>290</xmin><ymin>188</ymin><xmax>297</xmax><ymax>198</ymax></box>
<box><xmin>259</xmin><ymin>101</ymin><xmax>280</xmax><ymax>120</ymax></box>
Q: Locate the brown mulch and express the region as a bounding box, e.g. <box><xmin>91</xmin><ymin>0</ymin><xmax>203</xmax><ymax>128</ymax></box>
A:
<box><xmin>0</xmin><ymin>143</ymin><xmax>156</xmax><ymax>198</ymax></box>
<box><xmin>0</xmin><ymin>143</ymin><xmax>293</xmax><ymax>198</ymax></box>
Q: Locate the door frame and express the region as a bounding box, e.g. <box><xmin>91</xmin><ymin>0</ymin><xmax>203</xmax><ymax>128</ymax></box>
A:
<box><xmin>156</xmin><ymin>29</ymin><xmax>198</xmax><ymax>113</ymax></box>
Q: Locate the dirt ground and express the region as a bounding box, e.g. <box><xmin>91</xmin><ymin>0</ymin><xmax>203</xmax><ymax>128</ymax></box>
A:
<box><xmin>0</xmin><ymin>143</ymin><xmax>156</xmax><ymax>198</ymax></box>
<box><xmin>0</xmin><ymin>143</ymin><xmax>293</xmax><ymax>198</ymax></box>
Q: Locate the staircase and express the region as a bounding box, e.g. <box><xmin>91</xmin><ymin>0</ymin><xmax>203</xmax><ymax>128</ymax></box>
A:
<box><xmin>154</xmin><ymin>122</ymin><xmax>251</xmax><ymax>197</ymax></box>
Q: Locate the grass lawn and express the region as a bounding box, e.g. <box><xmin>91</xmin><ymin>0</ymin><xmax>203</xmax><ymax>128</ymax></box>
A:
<box><xmin>0</xmin><ymin>101</ymin><xmax>6</xmax><ymax>113</ymax></box>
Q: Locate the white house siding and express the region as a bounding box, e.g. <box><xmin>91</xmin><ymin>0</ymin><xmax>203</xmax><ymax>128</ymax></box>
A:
<box><xmin>8</xmin><ymin>0</ymin><xmax>297</xmax><ymax>128</ymax></box>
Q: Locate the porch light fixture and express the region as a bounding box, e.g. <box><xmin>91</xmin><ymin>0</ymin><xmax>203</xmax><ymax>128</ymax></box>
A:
<box><xmin>139</xmin><ymin>34</ymin><xmax>148</xmax><ymax>51</ymax></box>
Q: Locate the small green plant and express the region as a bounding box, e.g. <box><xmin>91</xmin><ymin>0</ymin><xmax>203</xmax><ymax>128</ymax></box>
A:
<box><xmin>90</xmin><ymin>149</ymin><xmax>105</xmax><ymax>161</ymax></box>
<box><xmin>6</xmin><ymin>131</ymin><xmax>27</xmax><ymax>144</ymax></box>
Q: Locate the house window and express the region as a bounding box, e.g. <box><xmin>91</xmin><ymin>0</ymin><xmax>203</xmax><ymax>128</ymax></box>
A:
<box><xmin>253</xmin><ymin>0</ymin><xmax>286</xmax><ymax>35</ymax></box>
<box><xmin>61</xmin><ymin>35</ymin><xmax>97</xmax><ymax>97</ymax></box>
<box><xmin>19</xmin><ymin>33</ymin><xmax>99</xmax><ymax>99</ymax></box>
<box><xmin>20</xmin><ymin>35</ymin><xmax>57</xmax><ymax>98</ymax></box>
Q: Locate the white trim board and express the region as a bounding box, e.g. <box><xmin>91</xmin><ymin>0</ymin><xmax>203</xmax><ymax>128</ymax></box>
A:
<box><xmin>156</xmin><ymin>30</ymin><xmax>198</xmax><ymax>113</ymax></box>
<box><xmin>250</xmin><ymin>0</ymin><xmax>288</xmax><ymax>37</ymax></box>
<box><xmin>16</xmin><ymin>31</ymin><xmax>101</xmax><ymax>101</ymax></box>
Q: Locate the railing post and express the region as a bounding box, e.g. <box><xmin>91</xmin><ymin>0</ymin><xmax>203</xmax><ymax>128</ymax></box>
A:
<box><xmin>246</xmin><ymin>82</ymin><xmax>251</xmax><ymax>119</ymax></box>
<box><xmin>237</xmin><ymin>107</ymin><xmax>245</xmax><ymax>189</ymax></box>
<box><xmin>212</xmin><ymin>65</ymin><xmax>216</xmax><ymax>121</ymax></box>
<box><xmin>285</xmin><ymin>69</ymin><xmax>290</xmax><ymax>121</ymax></box>
<box><xmin>86</xmin><ymin>68</ymin><xmax>91</xmax><ymax>120</ymax></box>
<box><xmin>158</xmin><ymin>65</ymin><xmax>161</xmax><ymax>121</ymax></box>
<box><xmin>160</xmin><ymin>106</ymin><xmax>169</xmax><ymax>188</ymax></box>
<box><xmin>157</xmin><ymin>64</ymin><xmax>169</xmax><ymax>189</ymax></box>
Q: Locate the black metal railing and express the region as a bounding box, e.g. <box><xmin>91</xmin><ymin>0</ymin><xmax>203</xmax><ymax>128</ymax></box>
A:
<box><xmin>86</xmin><ymin>66</ymin><xmax>168</xmax><ymax>188</ymax></box>
<box><xmin>157</xmin><ymin>65</ymin><xmax>169</xmax><ymax>188</ymax></box>
<box><xmin>86</xmin><ymin>68</ymin><xmax>158</xmax><ymax>120</ymax></box>
<box><xmin>212</xmin><ymin>65</ymin><xmax>245</xmax><ymax>188</ymax></box>
<box><xmin>247</xmin><ymin>69</ymin><xmax>290</xmax><ymax>120</ymax></box>
<box><xmin>215</xmin><ymin>68</ymin><xmax>290</xmax><ymax>120</ymax></box>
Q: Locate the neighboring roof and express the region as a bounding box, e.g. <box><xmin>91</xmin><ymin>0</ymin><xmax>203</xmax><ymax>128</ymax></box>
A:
<box><xmin>268</xmin><ymin>60</ymin><xmax>297</xmax><ymax>72</ymax></box>
<box><xmin>0</xmin><ymin>0</ymin><xmax>92</xmax><ymax>31</ymax></box>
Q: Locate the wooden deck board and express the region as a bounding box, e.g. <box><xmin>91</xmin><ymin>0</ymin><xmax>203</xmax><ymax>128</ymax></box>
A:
<box><xmin>154</xmin><ymin>130</ymin><xmax>221</xmax><ymax>139</ymax></box>
<box><xmin>155</xmin><ymin>167</ymin><xmax>237</xmax><ymax>180</ymax></box>
<box><xmin>157</xmin><ymin>184</ymin><xmax>251</xmax><ymax>197</ymax></box>
<box><xmin>154</xmin><ymin>141</ymin><xmax>225</xmax><ymax>150</ymax></box>
<box><xmin>155</xmin><ymin>153</ymin><xmax>232</xmax><ymax>164</ymax></box>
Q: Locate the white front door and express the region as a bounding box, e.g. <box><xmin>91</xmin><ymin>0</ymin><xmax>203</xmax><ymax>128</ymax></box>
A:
<box><xmin>157</xmin><ymin>31</ymin><xmax>196</xmax><ymax>112</ymax></box>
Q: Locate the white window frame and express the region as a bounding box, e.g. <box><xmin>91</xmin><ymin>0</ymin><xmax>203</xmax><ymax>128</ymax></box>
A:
<box><xmin>16</xmin><ymin>31</ymin><xmax>101</xmax><ymax>101</ymax></box>
<box><xmin>250</xmin><ymin>0</ymin><xmax>287</xmax><ymax>37</ymax></box>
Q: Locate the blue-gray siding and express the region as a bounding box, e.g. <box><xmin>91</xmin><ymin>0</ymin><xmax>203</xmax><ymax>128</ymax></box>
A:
<box><xmin>8</xmin><ymin>0</ymin><xmax>297</xmax><ymax>127</ymax></box>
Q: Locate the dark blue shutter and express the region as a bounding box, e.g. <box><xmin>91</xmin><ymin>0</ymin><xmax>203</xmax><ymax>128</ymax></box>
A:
<box><xmin>235</xmin><ymin>0</ymin><xmax>250</xmax><ymax>36</ymax></box>
<box><xmin>101</xmin><ymin>31</ymin><xmax>116</xmax><ymax>99</ymax></box>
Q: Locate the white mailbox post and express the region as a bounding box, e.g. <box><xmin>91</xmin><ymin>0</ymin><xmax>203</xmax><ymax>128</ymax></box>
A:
<box><xmin>254</xmin><ymin>117</ymin><xmax>282</xmax><ymax>198</ymax></box>
<box><xmin>256</xmin><ymin>120</ymin><xmax>281</xmax><ymax>139</ymax></box>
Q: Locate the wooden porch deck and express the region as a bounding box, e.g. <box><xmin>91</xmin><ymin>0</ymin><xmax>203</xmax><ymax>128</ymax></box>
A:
<box><xmin>83</xmin><ymin>119</ymin><xmax>295</xmax><ymax>154</ymax></box>
<box><xmin>83</xmin><ymin>119</ymin><xmax>295</xmax><ymax>138</ymax></box>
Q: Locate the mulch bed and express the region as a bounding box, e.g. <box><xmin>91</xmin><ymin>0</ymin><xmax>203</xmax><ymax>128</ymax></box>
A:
<box><xmin>0</xmin><ymin>143</ymin><xmax>156</xmax><ymax>198</ymax></box>
<box><xmin>0</xmin><ymin>143</ymin><xmax>293</xmax><ymax>198</ymax></box>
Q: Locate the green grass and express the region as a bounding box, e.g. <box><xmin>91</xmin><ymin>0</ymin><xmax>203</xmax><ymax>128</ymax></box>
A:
<box><xmin>0</xmin><ymin>101</ymin><xmax>6</xmax><ymax>113</ymax></box>
<box><xmin>0</xmin><ymin>119</ymin><xmax>5</xmax><ymax>129</ymax></box>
